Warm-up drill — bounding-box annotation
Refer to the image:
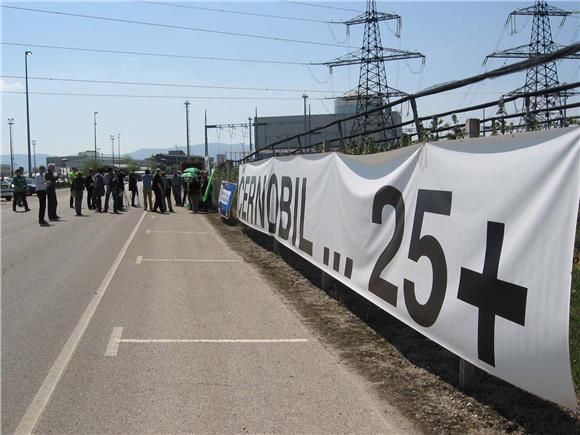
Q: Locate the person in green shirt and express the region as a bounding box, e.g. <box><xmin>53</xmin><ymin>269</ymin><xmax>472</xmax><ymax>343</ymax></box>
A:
<box><xmin>12</xmin><ymin>167</ymin><xmax>30</xmax><ymax>212</ymax></box>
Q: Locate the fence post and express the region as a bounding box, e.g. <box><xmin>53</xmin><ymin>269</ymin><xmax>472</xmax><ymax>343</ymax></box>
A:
<box><xmin>465</xmin><ymin>118</ymin><xmax>480</xmax><ymax>138</ymax></box>
<box><xmin>410</xmin><ymin>97</ymin><xmax>422</xmax><ymax>141</ymax></box>
<box><xmin>338</xmin><ymin>121</ymin><xmax>344</xmax><ymax>148</ymax></box>
<box><xmin>225</xmin><ymin>160</ymin><xmax>232</xmax><ymax>181</ymax></box>
<box><xmin>297</xmin><ymin>135</ymin><xmax>303</xmax><ymax>154</ymax></box>
<box><xmin>524</xmin><ymin>96</ymin><xmax>531</xmax><ymax>131</ymax></box>
<box><xmin>459</xmin><ymin>359</ymin><xmax>475</xmax><ymax>388</ymax></box>
<box><xmin>322</xmin><ymin>140</ymin><xmax>327</xmax><ymax>153</ymax></box>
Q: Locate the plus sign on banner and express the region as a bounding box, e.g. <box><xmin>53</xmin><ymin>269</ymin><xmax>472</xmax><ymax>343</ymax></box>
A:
<box><xmin>237</xmin><ymin>127</ymin><xmax>580</xmax><ymax>410</ymax></box>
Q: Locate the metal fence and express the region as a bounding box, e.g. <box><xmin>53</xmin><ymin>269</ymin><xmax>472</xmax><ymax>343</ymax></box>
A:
<box><xmin>238</xmin><ymin>42</ymin><xmax>580</xmax><ymax>164</ymax></box>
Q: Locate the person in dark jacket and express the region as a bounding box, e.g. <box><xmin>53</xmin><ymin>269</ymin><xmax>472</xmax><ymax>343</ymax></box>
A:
<box><xmin>85</xmin><ymin>169</ymin><xmax>95</xmax><ymax>210</ymax></box>
<box><xmin>152</xmin><ymin>169</ymin><xmax>165</xmax><ymax>213</ymax></box>
<box><xmin>45</xmin><ymin>163</ymin><xmax>60</xmax><ymax>220</ymax></box>
<box><xmin>72</xmin><ymin>170</ymin><xmax>85</xmax><ymax>216</ymax></box>
<box><xmin>190</xmin><ymin>175</ymin><xmax>201</xmax><ymax>213</ymax></box>
<box><xmin>128</xmin><ymin>173</ymin><xmax>138</xmax><ymax>207</ymax></box>
<box><xmin>93</xmin><ymin>169</ymin><xmax>105</xmax><ymax>212</ymax></box>
<box><xmin>161</xmin><ymin>172</ymin><xmax>174</xmax><ymax>213</ymax></box>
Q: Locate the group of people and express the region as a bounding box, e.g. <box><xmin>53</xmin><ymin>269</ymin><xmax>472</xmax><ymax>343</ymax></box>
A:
<box><xmin>11</xmin><ymin>164</ymin><xmax>211</xmax><ymax>226</ymax></box>
<box><xmin>11</xmin><ymin>163</ymin><xmax>61</xmax><ymax>226</ymax></box>
<box><xmin>142</xmin><ymin>168</ymin><xmax>210</xmax><ymax>214</ymax></box>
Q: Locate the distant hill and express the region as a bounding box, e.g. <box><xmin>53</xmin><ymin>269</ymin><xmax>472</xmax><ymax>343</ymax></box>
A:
<box><xmin>0</xmin><ymin>154</ymin><xmax>50</xmax><ymax>170</ymax></box>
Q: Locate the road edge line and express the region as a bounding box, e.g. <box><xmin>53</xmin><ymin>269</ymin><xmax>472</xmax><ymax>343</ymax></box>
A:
<box><xmin>15</xmin><ymin>211</ymin><xmax>147</xmax><ymax>435</ymax></box>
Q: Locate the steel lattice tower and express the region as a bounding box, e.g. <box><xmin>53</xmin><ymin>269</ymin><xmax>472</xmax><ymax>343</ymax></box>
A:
<box><xmin>485</xmin><ymin>0</ymin><xmax>579</xmax><ymax>129</ymax></box>
<box><xmin>325</xmin><ymin>0</ymin><xmax>424</xmax><ymax>144</ymax></box>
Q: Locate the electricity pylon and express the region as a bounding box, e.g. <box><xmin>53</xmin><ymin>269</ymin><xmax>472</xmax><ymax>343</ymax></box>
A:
<box><xmin>325</xmin><ymin>0</ymin><xmax>425</xmax><ymax>145</ymax></box>
<box><xmin>485</xmin><ymin>0</ymin><xmax>579</xmax><ymax>129</ymax></box>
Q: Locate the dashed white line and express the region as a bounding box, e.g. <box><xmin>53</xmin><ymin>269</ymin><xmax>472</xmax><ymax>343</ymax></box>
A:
<box><xmin>104</xmin><ymin>327</ymin><xmax>124</xmax><ymax>356</ymax></box>
<box><xmin>120</xmin><ymin>338</ymin><xmax>309</xmax><ymax>343</ymax></box>
<box><xmin>15</xmin><ymin>211</ymin><xmax>147</xmax><ymax>435</ymax></box>
<box><xmin>145</xmin><ymin>229</ymin><xmax>216</xmax><ymax>235</ymax></box>
<box><xmin>136</xmin><ymin>257</ymin><xmax>241</xmax><ymax>263</ymax></box>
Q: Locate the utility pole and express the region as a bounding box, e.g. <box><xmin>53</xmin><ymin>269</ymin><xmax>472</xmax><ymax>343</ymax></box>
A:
<box><xmin>110</xmin><ymin>135</ymin><xmax>115</xmax><ymax>167</ymax></box>
<box><xmin>324</xmin><ymin>1</ymin><xmax>425</xmax><ymax>146</ymax></box>
<box><xmin>185</xmin><ymin>100</ymin><xmax>191</xmax><ymax>157</ymax></box>
<box><xmin>25</xmin><ymin>50</ymin><xmax>32</xmax><ymax>176</ymax></box>
<box><xmin>32</xmin><ymin>140</ymin><xmax>36</xmax><ymax>174</ymax></box>
<box><xmin>204</xmin><ymin>110</ymin><xmax>208</xmax><ymax>169</ymax></box>
<box><xmin>117</xmin><ymin>133</ymin><xmax>121</xmax><ymax>166</ymax></box>
<box><xmin>248</xmin><ymin>117</ymin><xmax>252</xmax><ymax>153</ymax></box>
<box><xmin>93</xmin><ymin>112</ymin><xmax>98</xmax><ymax>168</ymax></box>
<box><xmin>485</xmin><ymin>0</ymin><xmax>579</xmax><ymax>129</ymax></box>
<box><xmin>8</xmin><ymin>118</ymin><xmax>14</xmax><ymax>177</ymax></box>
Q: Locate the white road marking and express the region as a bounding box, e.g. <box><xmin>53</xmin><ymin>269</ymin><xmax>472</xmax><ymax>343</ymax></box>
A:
<box><xmin>120</xmin><ymin>338</ymin><xmax>309</xmax><ymax>343</ymax></box>
<box><xmin>14</xmin><ymin>211</ymin><xmax>147</xmax><ymax>435</ymax></box>
<box><xmin>136</xmin><ymin>258</ymin><xmax>241</xmax><ymax>263</ymax></box>
<box><xmin>104</xmin><ymin>327</ymin><xmax>124</xmax><ymax>356</ymax></box>
<box><xmin>150</xmin><ymin>215</ymin><xmax>206</xmax><ymax>220</ymax></box>
<box><xmin>146</xmin><ymin>229</ymin><xmax>217</xmax><ymax>235</ymax></box>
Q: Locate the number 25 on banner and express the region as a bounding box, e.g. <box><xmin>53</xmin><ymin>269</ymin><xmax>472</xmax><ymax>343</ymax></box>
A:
<box><xmin>369</xmin><ymin>187</ymin><xmax>528</xmax><ymax>367</ymax></box>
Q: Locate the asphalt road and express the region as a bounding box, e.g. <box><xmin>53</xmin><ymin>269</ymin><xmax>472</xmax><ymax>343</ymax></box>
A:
<box><xmin>2</xmin><ymin>190</ymin><xmax>413</xmax><ymax>434</ymax></box>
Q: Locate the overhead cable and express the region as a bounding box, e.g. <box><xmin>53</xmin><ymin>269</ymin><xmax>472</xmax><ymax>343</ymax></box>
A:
<box><xmin>1</xmin><ymin>90</ymin><xmax>330</xmax><ymax>100</ymax></box>
<box><xmin>1</xmin><ymin>42</ymin><xmax>316</xmax><ymax>65</ymax></box>
<box><xmin>1</xmin><ymin>74</ymin><xmax>346</xmax><ymax>94</ymax></box>
<box><xmin>280</xmin><ymin>1</ymin><xmax>363</xmax><ymax>14</ymax></box>
<box><xmin>139</xmin><ymin>1</ymin><xmax>343</xmax><ymax>24</ymax></box>
<box><xmin>1</xmin><ymin>5</ymin><xmax>350</xmax><ymax>48</ymax></box>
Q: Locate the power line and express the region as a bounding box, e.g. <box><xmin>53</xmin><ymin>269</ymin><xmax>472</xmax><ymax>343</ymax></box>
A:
<box><xmin>1</xmin><ymin>42</ymin><xmax>317</xmax><ymax>66</ymax></box>
<box><xmin>139</xmin><ymin>1</ymin><xmax>342</xmax><ymax>24</ymax></box>
<box><xmin>1</xmin><ymin>74</ymin><xmax>346</xmax><ymax>94</ymax></box>
<box><xmin>280</xmin><ymin>1</ymin><xmax>364</xmax><ymax>14</ymax></box>
<box><xmin>1</xmin><ymin>90</ymin><xmax>330</xmax><ymax>100</ymax></box>
<box><xmin>2</xmin><ymin>5</ymin><xmax>350</xmax><ymax>48</ymax></box>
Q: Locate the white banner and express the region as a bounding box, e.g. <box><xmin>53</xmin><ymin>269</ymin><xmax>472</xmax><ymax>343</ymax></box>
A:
<box><xmin>237</xmin><ymin>127</ymin><xmax>580</xmax><ymax>409</ymax></box>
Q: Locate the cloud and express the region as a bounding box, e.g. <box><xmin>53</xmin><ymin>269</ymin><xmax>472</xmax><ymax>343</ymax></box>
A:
<box><xmin>0</xmin><ymin>80</ymin><xmax>24</xmax><ymax>92</ymax></box>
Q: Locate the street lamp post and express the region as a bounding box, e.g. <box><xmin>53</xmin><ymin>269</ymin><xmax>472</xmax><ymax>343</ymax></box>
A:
<box><xmin>7</xmin><ymin>118</ymin><xmax>15</xmax><ymax>177</ymax></box>
<box><xmin>110</xmin><ymin>135</ymin><xmax>115</xmax><ymax>167</ymax></box>
<box><xmin>25</xmin><ymin>51</ymin><xmax>32</xmax><ymax>176</ymax></box>
<box><xmin>93</xmin><ymin>112</ymin><xmax>98</xmax><ymax>168</ymax></box>
<box><xmin>32</xmin><ymin>140</ymin><xmax>37</xmax><ymax>175</ymax></box>
<box><xmin>117</xmin><ymin>133</ymin><xmax>121</xmax><ymax>167</ymax></box>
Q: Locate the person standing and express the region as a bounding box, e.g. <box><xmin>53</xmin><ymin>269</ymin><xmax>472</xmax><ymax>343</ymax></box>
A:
<box><xmin>93</xmin><ymin>169</ymin><xmax>105</xmax><ymax>212</ymax></box>
<box><xmin>182</xmin><ymin>175</ymin><xmax>189</xmax><ymax>207</ymax></box>
<box><xmin>142</xmin><ymin>169</ymin><xmax>153</xmax><ymax>211</ymax></box>
<box><xmin>85</xmin><ymin>169</ymin><xmax>95</xmax><ymax>210</ymax></box>
<box><xmin>12</xmin><ymin>168</ymin><xmax>30</xmax><ymax>212</ymax></box>
<box><xmin>35</xmin><ymin>165</ymin><xmax>48</xmax><ymax>225</ymax></box>
<box><xmin>162</xmin><ymin>172</ymin><xmax>174</xmax><ymax>213</ymax></box>
<box><xmin>69</xmin><ymin>167</ymin><xmax>77</xmax><ymax>208</ymax></box>
<box><xmin>72</xmin><ymin>170</ymin><xmax>85</xmax><ymax>216</ymax></box>
<box><xmin>103</xmin><ymin>167</ymin><xmax>113</xmax><ymax>212</ymax></box>
<box><xmin>117</xmin><ymin>169</ymin><xmax>126</xmax><ymax>211</ymax></box>
<box><xmin>190</xmin><ymin>174</ymin><xmax>201</xmax><ymax>213</ymax></box>
<box><xmin>152</xmin><ymin>168</ymin><xmax>165</xmax><ymax>213</ymax></box>
<box><xmin>45</xmin><ymin>163</ymin><xmax>59</xmax><ymax>220</ymax></box>
<box><xmin>129</xmin><ymin>173</ymin><xmax>138</xmax><ymax>207</ymax></box>
<box><xmin>171</xmin><ymin>171</ymin><xmax>182</xmax><ymax>206</ymax></box>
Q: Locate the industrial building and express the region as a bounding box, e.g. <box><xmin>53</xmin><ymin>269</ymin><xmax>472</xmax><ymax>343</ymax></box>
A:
<box><xmin>253</xmin><ymin>94</ymin><xmax>402</xmax><ymax>154</ymax></box>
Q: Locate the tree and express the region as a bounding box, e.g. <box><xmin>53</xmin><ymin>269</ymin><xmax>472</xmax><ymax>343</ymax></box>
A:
<box><xmin>123</xmin><ymin>157</ymin><xmax>140</xmax><ymax>173</ymax></box>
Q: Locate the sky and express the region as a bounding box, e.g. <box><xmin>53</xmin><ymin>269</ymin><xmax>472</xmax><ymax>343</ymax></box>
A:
<box><xmin>1</xmin><ymin>0</ymin><xmax>579</xmax><ymax>159</ymax></box>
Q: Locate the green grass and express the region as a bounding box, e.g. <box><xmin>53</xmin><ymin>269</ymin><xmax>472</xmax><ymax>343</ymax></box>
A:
<box><xmin>571</xmin><ymin>267</ymin><xmax>579</xmax><ymax>389</ymax></box>
<box><xmin>571</xmin><ymin>240</ymin><xmax>579</xmax><ymax>390</ymax></box>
